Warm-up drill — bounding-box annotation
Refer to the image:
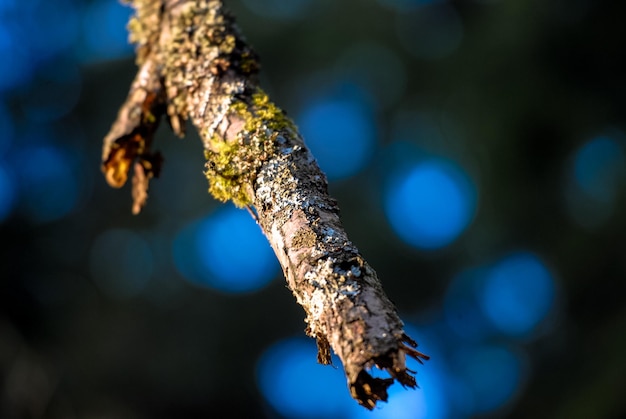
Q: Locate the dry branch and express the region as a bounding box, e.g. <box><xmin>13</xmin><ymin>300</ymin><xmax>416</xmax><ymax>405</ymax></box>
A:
<box><xmin>101</xmin><ymin>0</ymin><xmax>427</xmax><ymax>408</ymax></box>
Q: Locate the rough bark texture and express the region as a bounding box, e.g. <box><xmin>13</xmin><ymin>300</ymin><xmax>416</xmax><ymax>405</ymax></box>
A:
<box><xmin>101</xmin><ymin>0</ymin><xmax>428</xmax><ymax>409</ymax></box>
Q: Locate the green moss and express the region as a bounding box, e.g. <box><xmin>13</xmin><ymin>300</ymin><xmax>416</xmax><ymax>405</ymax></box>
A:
<box><xmin>204</xmin><ymin>88</ymin><xmax>295</xmax><ymax>207</ymax></box>
<box><xmin>205</xmin><ymin>129</ymin><xmax>257</xmax><ymax>207</ymax></box>
<box><xmin>249</xmin><ymin>90</ymin><xmax>296</xmax><ymax>132</ymax></box>
<box><xmin>209</xmin><ymin>175</ymin><xmax>253</xmax><ymax>208</ymax></box>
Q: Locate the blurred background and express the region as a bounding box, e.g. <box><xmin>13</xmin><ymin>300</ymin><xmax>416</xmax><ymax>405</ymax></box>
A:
<box><xmin>1</xmin><ymin>0</ymin><xmax>625</xmax><ymax>417</ymax></box>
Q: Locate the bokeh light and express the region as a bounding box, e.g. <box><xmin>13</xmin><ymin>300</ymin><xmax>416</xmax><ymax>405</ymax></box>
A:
<box><xmin>0</xmin><ymin>103</ymin><xmax>13</xmax><ymax>156</ymax></box>
<box><xmin>0</xmin><ymin>6</ymin><xmax>32</xmax><ymax>90</ymax></box>
<box><xmin>242</xmin><ymin>0</ymin><xmax>313</xmax><ymax>20</ymax></box>
<box><xmin>480</xmin><ymin>252</ymin><xmax>555</xmax><ymax>337</ymax></box>
<box><xmin>81</xmin><ymin>0</ymin><xmax>134</xmax><ymax>62</ymax></box>
<box><xmin>89</xmin><ymin>228</ymin><xmax>154</xmax><ymax>299</ymax></box>
<box><xmin>22</xmin><ymin>0</ymin><xmax>80</xmax><ymax>60</ymax></box>
<box><xmin>14</xmin><ymin>145</ymin><xmax>80</xmax><ymax>223</ymax></box>
<box><xmin>19</xmin><ymin>57</ymin><xmax>82</xmax><ymax>122</ymax></box>
<box><xmin>452</xmin><ymin>345</ymin><xmax>526</xmax><ymax>414</ymax></box>
<box><xmin>396</xmin><ymin>3</ymin><xmax>463</xmax><ymax>60</ymax></box>
<box><xmin>256</xmin><ymin>337</ymin><xmax>349</xmax><ymax>418</ymax></box>
<box><xmin>0</xmin><ymin>0</ymin><xmax>79</xmax><ymax>91</ymax></box>
<box><xmin>444</xmin><ymin>266</ymin><xmax>494</xmax><ymax>341</ymax></box>
<box><xmin>173</xmin><ymin>206</ymin><xmax>279</xmax><ymax>293</ymax></box>
<box><xmin>564</xmin><ymin>135</ymin><xmax>626</xmax><ymax>228</ymax></box>
<box><xmin>385</xmin><ymin>158</ymin><xmax>477</xmax><ymax>249</ymax></box>
<box><xmin>445</xmin><ymin>253</ymin><xmax>556</xmax><ymax>340</ymax></box>
<box><xmin>297</xmin><ymin>94</ymin><xmax>377</xmax><ymax>180</ymax></box>
<box><xmin>573</xmin><ymin>136</ymin><xmax>625</xmax><ymax>203</ymax></box>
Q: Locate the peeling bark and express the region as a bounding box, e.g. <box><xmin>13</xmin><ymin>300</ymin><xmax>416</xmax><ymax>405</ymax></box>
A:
<box><xmin>101</xmin><ymin>0</ymin><xmax>427</xmax><ymax>409</ymax></box>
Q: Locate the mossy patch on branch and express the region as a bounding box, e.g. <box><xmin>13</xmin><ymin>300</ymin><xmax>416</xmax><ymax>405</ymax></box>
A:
<box><xmin>204</xmin><ymin>88</ymin><xmax>297</xmax><ymax>207</ymax></box>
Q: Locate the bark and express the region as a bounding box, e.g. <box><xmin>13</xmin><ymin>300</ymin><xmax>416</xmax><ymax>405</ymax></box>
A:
<box><xmin>101</xmin><ymin>0</ymin><xmax>428</xmax><ymax>409</ymax></box>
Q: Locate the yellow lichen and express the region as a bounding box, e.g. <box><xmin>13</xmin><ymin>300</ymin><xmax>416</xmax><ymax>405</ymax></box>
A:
<box><xmin>124</xmin><ymin>0</ymin><xmax>163</xmax><ymax>64</ymax></box>
<box><xmin>219</xmin><ymin>34</ymin><xmax>237</xmax><ymax>54</ymax></box>
<box><xmin>126</xmin><ymin>17</ymin><xmax>144</xmax><ymax>44</ymax></box>
<box><xmin>204</xmin><ymin>88</ymin><xmax>296</xmax><ymax>207</ymax></box>
<box><xmin>252</xmin><ymin>91</ymin><xmax>295</xmax><ymax>132</ymax></box>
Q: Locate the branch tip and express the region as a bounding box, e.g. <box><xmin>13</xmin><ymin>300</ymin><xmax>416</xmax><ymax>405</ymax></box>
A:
<box><xmin>351</xmin><ymin>370</ymin><xmax>394</xmax><ymax>410</ymax></box>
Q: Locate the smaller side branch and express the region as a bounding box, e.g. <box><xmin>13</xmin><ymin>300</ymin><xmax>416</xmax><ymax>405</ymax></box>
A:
<box><xmin>101</xmin><ymin>58</ymin><xmax>166</xmax><ymax>214</ymax></box>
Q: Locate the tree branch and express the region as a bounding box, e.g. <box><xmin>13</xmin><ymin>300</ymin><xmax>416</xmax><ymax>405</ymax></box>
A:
<box><xmin>101</xmin><ymin>0</ymin><xmax>427</xmax><ymax>409</ymax></box>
